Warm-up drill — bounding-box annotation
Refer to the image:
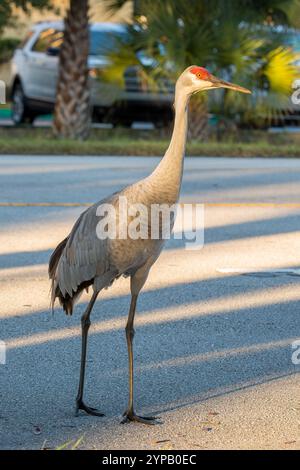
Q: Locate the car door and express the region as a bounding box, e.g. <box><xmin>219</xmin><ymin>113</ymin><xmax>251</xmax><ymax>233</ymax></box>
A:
<box><xmin>26</xmin><ymin>28</ymin><xmax>62</xmax><ymax>102</ymax></box>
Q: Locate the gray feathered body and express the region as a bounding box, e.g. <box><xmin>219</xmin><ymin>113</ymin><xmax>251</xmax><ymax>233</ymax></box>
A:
<box><xmin>49</xmin><ymin>176</ymin><xmax>177</xmax><ymax>314</ymax></box>
<box><xmin>49</xmin><ymin>83</ymin><xmax>188</xmax><ymax>315</ymax></box>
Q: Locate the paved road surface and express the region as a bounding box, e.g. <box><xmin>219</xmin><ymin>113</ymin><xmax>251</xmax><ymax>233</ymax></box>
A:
<box><xmin>0</xmin><ymin>156</ymin><xmax>300</xmax><ymax>449</ymax></box>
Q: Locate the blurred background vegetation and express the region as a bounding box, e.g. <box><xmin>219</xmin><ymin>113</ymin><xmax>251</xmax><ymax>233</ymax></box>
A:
<box><xmin>0</xmin><ymin>0</ymin><xmax>300</xmax><ymax>151</ymax></box>
<box><xmin>104</xmin><ymin>0</ymin><xmax>300</xmax><ymax>138</ymax></box>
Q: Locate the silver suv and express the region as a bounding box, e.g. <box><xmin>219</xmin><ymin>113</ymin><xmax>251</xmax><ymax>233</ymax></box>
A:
<box><xmin>10</xmin><ymin>21</ymin><xmax>174</xmax><ymax>126</ymax></box>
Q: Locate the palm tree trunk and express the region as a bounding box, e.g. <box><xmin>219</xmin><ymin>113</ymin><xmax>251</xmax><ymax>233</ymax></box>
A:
<box><xmin>53</xmin><ymin>0</ymin><xmax>90</xmax><ymax>140</ymax></box>
<box><xmin>188</xmin><ymin>95</ymin><xmax>208</xmax><ymax>141</ymax></box>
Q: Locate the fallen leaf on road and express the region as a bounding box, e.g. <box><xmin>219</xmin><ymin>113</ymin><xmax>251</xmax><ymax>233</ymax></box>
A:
<box><xmin>161</xmin><ymin>443</ymin><xmax>174</xmax><ymax>450</ymax></box>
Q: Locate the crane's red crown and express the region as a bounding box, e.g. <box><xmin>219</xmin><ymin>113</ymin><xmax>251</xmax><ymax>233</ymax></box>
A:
<box><xmin>190</xmin><ymin>66</ymin><xmax>211</xmax><ymax>80</ymax></box>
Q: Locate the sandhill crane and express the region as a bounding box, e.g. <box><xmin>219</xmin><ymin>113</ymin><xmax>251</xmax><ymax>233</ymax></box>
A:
<box><xmin>49</xmin><ymin>66</ymin><xmax>250</xmax><ymax>424</ymax></box>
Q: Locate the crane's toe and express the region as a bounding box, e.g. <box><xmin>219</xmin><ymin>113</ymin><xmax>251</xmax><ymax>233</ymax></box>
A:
<box><xmin>121</xmin><ymin>410</ymin><xmax>160</xmax><ymax>425</ymax></box>
<box><xmin>75</xmin><ymin>400</ymin><xmax>105</xmax><ymax>417</ymax></box>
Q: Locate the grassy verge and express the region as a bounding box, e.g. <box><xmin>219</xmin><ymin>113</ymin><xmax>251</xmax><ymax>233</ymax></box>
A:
<box><xmin>0</xmin><ymin>127</ymin><xmax>300</xmax><ymax>157</ymax></box>
<box><xmin>1</xmin><ymin>138</ymin><xmax>300</xmax><ymax>157</ymax></box>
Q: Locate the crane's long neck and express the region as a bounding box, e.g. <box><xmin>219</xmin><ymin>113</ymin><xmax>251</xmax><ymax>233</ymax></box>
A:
<box><xmin>148</xmin><ymin>86</ymin><xmax>190</xmax><ymax>202</ymax></box>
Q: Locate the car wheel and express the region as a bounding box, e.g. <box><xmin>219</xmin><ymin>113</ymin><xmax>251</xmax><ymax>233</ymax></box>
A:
<box><xmin>122</xmin><ymin>120</ymin><xmax>133</xmax><ymax>128</ymax></box>
<box><xmin>11</xmin><ymin>83</ymin><xmax>35</xmax><ymax>125</ymax></box>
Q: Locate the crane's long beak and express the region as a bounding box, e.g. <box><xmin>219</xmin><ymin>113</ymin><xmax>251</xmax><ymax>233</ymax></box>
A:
<box><xmin>210</xmin><ymin>75</ymin><xmax>251</xmax><ymax>94</ymax></box>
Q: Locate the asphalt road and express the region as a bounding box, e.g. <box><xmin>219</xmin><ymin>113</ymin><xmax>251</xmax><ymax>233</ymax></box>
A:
<box><xmin>0</xmin><ymin>155</ymin><xmax>300</xmax><ymax>450</ymax></box>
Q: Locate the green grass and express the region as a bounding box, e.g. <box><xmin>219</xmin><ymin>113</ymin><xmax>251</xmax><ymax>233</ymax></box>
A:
<box><xmin>1</xmin><ymin>137</ymin><xmax>300</xmax><ymax>157</ymax></box>
<box><xmin>0</xmin><ymin>127</ymin><xmax>300</xmax><ymax>157</ymax></box>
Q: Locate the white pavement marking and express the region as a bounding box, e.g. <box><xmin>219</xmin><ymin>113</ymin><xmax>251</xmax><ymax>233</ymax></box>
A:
<box><xmin>218</xmin><ymin>267</ymin><xmax>300</xmax><ymax>276</ymax></box>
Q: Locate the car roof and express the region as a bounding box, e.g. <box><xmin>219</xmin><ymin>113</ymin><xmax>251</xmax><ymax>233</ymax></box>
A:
<box><xmin>31</xmin><ymin>21</ymin><xmax>127</xmax><ymax>33</ymax></box>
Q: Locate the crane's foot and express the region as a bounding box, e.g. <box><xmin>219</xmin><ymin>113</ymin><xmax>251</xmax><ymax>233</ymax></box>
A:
<box><xmin>75</xmin><ymin>399</ymin><xmax>105</xmax><ymax>417</ymax></box>
<box><xmin>121</xmin><ymin>410</ymin><xmax>159</xmax><ymax>425</ymax></box>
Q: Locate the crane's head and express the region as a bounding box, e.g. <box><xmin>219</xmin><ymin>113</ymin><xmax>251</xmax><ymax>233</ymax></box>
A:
<box><xmin>179</xmin><ymin>65</ymin><xmax>251</xmax><ymax>95</ymax></box>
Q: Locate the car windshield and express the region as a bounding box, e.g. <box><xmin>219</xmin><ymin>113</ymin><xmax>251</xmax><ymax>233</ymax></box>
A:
<box><xmin>279</xmin><ymin>30</ymin><xmax>300</xmax><ymax>53</ymax></box>
<box><xmin>288</xmin><ymin>33</ymin><xmax>300</xmax><ymax>53</ymax></box>
<box><xmin>89</xmin><ymin>29</ymin><xmax>128</xmax><ymax>56</ymax></box>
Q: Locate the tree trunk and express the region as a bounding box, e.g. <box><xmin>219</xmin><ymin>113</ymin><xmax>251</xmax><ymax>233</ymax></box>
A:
<box><xmin>188</xmin><ymin>94</ymin><xmax>208</xmax><ymax>141</ymax></box>
<box><xmin>53</xmin><ymin>0</ymin><xmax>90</xmax><ymax>140</ymax></box>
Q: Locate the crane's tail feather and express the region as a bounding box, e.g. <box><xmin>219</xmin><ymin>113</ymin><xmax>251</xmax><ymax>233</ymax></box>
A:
<box><xmin>51</xmin><ymin>279</ymin><xmax>93</xmax><ymax>316</ymax></box>
<box><xmin>49</xmin><ymin>237</ymin><xmax>69</xmax><ymax>313</ymax></box>
<box><xmin>49</xmin><ymin>237</ymin><xmax>69</xmax><ymax>280</ymax></box>
<box><xmin>49</xmin><ymin>236</ymin><xmax>94</xmax><ymax>316</ymax></box>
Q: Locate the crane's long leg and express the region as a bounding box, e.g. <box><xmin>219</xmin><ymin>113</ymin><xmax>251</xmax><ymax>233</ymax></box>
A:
<box><xmin>75</xmin><ymin>291</ymin><xmax>104</xmax><ymax>417</ymax></box>
<box><xmin>121</xmin><ymin>293</ymin><xmax>158</xmax><ymax>425</ymax></box>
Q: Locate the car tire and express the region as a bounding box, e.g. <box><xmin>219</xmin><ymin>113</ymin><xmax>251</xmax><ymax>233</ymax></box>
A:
<box><xmin>11</xmin><ymin>83</ymin><xmax>35</xmax><ymax>125</ymax></box>
<box><xmin>121</xmin><ymin>120</ymin><xmax>133</xmax><ymax>128</ymax></box>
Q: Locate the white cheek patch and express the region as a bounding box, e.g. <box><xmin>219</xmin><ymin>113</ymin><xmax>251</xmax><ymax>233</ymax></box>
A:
<box><xmin>190</xmin><ymin>74</ymin><xmax>212</xmax><ymax>90</ymax></box>
<box><xmin>201</xmin><ymin>79</ymin><xmax>213</xmax><ymax>89</ymax></box>
<box><xmin>190</xmin><ymin>74</ymin><xmax>200</xmax><ymax>86</ymax></box>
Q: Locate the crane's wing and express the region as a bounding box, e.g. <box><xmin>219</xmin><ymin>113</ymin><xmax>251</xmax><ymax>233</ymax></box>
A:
<box><xmin>49</xmin><ymin>195</ymin><xmax>118</xmax><ymax>314</ymax></box>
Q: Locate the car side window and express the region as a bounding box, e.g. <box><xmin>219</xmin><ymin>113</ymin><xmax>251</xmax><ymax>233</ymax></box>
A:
<box><xmin>31</xmin><ymin>28</ymin><xmax>63</xmax><ymax>53</ymax></box>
